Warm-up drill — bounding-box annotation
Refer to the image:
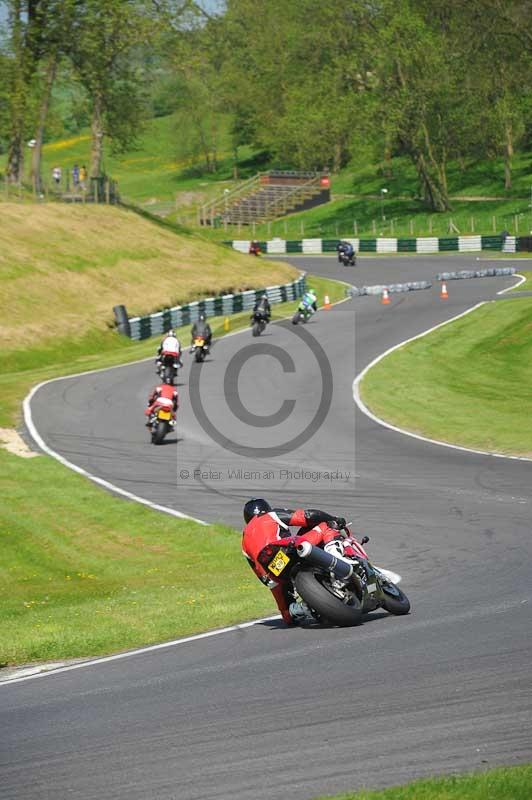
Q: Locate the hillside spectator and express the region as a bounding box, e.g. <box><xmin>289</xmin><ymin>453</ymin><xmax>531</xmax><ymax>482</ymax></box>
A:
<box><xmin>79</xmin><ymin>165</ymin><xmax>87</xmax><ymax>191</ymax></box>
<box><xmin>52</xmin><ymin>166</ymin><xmax>62</xmax><ymax>187</ymax></box>
<box><xmin>72</xmin><ymin>163</ymin><xmax>80</xmax><ymax>189</ymax></box>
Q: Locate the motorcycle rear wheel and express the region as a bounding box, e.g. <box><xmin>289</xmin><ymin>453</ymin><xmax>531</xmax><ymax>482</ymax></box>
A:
<box><xmin>252</xmin><ymin>322</ymin><xmax>261</xmax><ymax>336</ymax></box>
<box><xmin>381</xmin><ymin>583</ymin><xmax>411</xmax><ymax>615</ymax></box>
<box><xmin>295</xmin><ymin>570</ymin><xmax>362</xmax><ymax>627</ymax></box>
<box><xmin>195</xmin><ymin>347</ymin><xmax>205</xmax><ymax>363</ymax></box>
<box><xmin>152</xmin><ymin>420</ymin><xmax>168</xmax><ymax>445</ymax></box>
<box><xmin>164</xmin><ymin>366</ymin><xmax>175</xmax><ymax>384</ymax></box>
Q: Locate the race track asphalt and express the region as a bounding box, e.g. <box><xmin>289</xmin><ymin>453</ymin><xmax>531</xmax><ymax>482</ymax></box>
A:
<box><xmin>2</xmin><ymin>254</ymin><xmax>531</xmax><ymax>800</ymax></box>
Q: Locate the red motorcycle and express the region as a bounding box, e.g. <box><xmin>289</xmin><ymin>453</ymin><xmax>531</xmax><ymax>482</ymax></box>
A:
<box><xmin>146</xmin><ymin>398</ymin><xmax>176</xmax><ymax>445</ymax></box>
<box><xmin>258</xmin><ymin>526</ymin><xmax>410</xmax><ymax>626</ymax></box>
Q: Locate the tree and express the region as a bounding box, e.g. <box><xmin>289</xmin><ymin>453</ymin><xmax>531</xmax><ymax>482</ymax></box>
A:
<box><xmin>70</xmin><ymin>0</ymin><xmax>155</xmax><ymax>179</ymax></box>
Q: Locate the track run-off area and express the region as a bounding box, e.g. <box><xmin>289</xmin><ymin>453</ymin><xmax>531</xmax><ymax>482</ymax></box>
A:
<box><xmin>2</xmin><ymin>255</ymin><xmax>532</xmax><ymax>800</ymax></box>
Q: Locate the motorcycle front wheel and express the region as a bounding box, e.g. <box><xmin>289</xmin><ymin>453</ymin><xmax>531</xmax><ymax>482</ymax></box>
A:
<box><xmin>295</xmin><ymin>570</ymin><xmax>362</xmax><ymax>627</ymax></box>
<box><xmin>291</xmin><ymin>312</ymin><xmax>301</xmax><ymax>325</ymax></box>
<box><xmin>381</xmin><ymin>582</ymin><xmax>410</xmax><ymax>615</ymax></box>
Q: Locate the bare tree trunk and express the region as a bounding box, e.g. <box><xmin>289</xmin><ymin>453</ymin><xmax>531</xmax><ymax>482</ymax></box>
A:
<box><xmin>383</xmin><ymin>134</ymin><xmax>393</xmax><ymax>179</ymax></box>
<box><xmin>30</xmin><ymin>54</ymin><xmax>57</xmax><ymax>194</ymax></box>
<box><xmin>6</xmin><ymin>129</ymin><xmax>25</xmax><ymax>186</ymax></box>
<box><xmin>211</xmin><ymin>117</ymin><xmax>218</xmax><ymax>172</ymax></box>
<box><xmin>504</xmin><ymin>123</ymin><xmax>513</xmax><ymax>190</ymax></box>
<box><xmin>417</xmin><ymin>123</ymin><xmax>452</xmax><ymax>211</ymax></box>
<box><xmin>193</xmin><ymin>116</ymin><xmax>211</xmax><ymax>172</ymax></box>
<box><xmin>415</xmin><ymin>151</ymin><xmax>452</xmax><ymax>212</ymax></box>
<box><xmin>333</xmin><ymin>142</ymin><xmax>342</xmax><ymax>174</ymax></box>
<box><xmin>90</xmin><ymin>93</ymin><xmax>104</xmax><ymax>178</ymax></box>
<box><xmin>6</xmin><ymin>0</ymin><xmax>26</xmax><ymax>185</ymax></box>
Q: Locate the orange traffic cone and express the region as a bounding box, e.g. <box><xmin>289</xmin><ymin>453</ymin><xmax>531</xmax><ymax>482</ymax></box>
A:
<box><xmin>324</xmin><ymin>294</ymin><xmax>331</xmax><ymax>309</ymax></box>
<box><xmin>381</xmin><ymin>287</ymin><xmax>390</xmax><ymax>305</ymax></box>
<box><xmin>440</xmin><ymin>281</ymin><xmax>448</xmax><ymax>300</ymax></box>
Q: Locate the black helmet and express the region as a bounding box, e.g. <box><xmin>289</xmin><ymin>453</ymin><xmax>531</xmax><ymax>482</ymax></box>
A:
<box><xmin>243</xmin><ymin>498</ymin><xmax>271</xmax><ymax>523</ymax></box>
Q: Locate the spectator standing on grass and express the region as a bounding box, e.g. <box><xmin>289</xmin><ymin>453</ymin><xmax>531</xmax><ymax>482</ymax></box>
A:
<box><xmin>72</xmin><ymin>163</ymin><xmax>80</xmax><ymax>189</ymax></box>
<box><xmin>79</xmin><ymin>165</ymin><xmax>87</xmax><ymax>191</ymax></box>
<box><xmin>52</xmin><ymin>166</ymin><xmax>62</xmax><ymax>187</ymax></box>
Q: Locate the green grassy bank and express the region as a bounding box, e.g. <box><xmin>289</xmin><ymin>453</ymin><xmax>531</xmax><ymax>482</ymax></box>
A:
<box><xmin>0</xmin><ymin>274</ymin><xmax>347</xmax><ymax>666</ymax></box>
<box><xmin>360</xmin><ymin>296</ymin><xmax>532</xmax><ymax>456</ymax></box>
<box><xmin>511</xmin><ymin>271</ymin><xmax>532</xmax><ymax>291</ymax></box>
<box><xmin>0</xmin><ymin>446</ymin><xmax>272</xmax><ymax>665</ymax></box>
<box><xmin>315</xmin><ymin>765</ymin><xmax>532</xmax><ymax>800</ymax></box>
<box><xmin>198</xmin><ymin>195</ymin><xmax>532</xmax><ymax>244</ymax></box>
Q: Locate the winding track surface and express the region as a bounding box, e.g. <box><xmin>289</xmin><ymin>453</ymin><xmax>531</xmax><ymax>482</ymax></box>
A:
<box><xmin>2</xmin><ymin>255</ymin><xmax>532</xmax><ymax>799</ymax></box>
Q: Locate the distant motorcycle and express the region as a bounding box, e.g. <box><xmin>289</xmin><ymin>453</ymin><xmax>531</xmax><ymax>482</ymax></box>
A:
<box><xmin>147</xmin><ymin>402</ymin><xmax>175</xmax><ymax>445</ymax></box>
<box><xmin>251</xmin><ymin>310</ymin><xmax>269</xmax><ymax>337</ymax></box>
<box><xmin>192</xmin><ymin>335</ymin><xmax>209</xmax><ymax>363</ymax></box>
<box><xmin>258</xmin><ymin>526</ymin><xmax>410</xmax><ymax>627</ymax></box>
<box><xmin>156</xmin><ymin>353</ymin><xmax>179</xmax><ymax>385</ymax></box>
<box><xmin>338</xmin><ymin>249</ymin><xmax>356</xmax><ymax>267</ymax></box>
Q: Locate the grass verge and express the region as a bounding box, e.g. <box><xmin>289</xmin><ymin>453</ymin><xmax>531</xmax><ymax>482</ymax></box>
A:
<box><xmin>314</xmin><ymin>765</ymin><xmax>532</xmax><ymax>800</ymax></box>
<box><xmin>360</xmin><ymin>296</ymin><xmax>532</xmax><ymax>456</ymax></box>
<box><xmin>510</xmin><ymin>271</ymin><xmax>532</xmax><ymax>291</ymax></box>
<box><xmin>0</xmin><ymin>446</ymin><xmax>273</xmax><ymax>665</ymax></box>
<box><xmin>0</xmin><ymin>274</ymin><xmax>347</xmax><ymax>665</ymax></box>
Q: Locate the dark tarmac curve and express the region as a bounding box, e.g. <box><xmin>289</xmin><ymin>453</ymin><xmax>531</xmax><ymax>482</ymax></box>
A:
<box><xmin>2</xmin><ymin>255</ymin><xmax>532</xmax><ymax>800</ymax></box>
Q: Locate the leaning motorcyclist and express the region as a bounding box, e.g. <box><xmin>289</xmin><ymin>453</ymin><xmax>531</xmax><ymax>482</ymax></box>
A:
<box><xmin>337</xmin><ymin>240</ymin><xmax>354</xmax><ymax>261</ymax></box>
<box><xmin>252</xmin><ymin>293</ymin><xmax>271</xmax><ymax>321</ymax></box>
<box><xmin>144</xmin><ymin>381</ymin><xmax>179</xmax><ymax>425</ymax></box>
<box><xmin>242</xmin><ymin>498</ymin><xmax>347</xmax><ymax>624</ymax></box>
<box><xmin>190</xmin><ymin>312</ymin><xmax>212</xmax><ymax>352</ymax></box>
<box><xmin>300</xmin><ymin>288</ymin><xmax>318</xmax><ymax>313</ymax></box>
<box><xmin>249</xmin><ymin>240</ymin><xmax>261</xmax><ymax>256</ymax></box>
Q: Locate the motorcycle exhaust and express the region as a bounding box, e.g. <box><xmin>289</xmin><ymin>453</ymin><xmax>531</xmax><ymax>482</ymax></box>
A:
<box><xmin>297</xmin><ymin>542</ymin><xmax>353</xmax><ymax>581</ymax></box>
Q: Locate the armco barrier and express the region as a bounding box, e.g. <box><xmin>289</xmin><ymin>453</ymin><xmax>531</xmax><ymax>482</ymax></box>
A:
<box><xmin>225</xmin><ymin>235</ymin><xmax>524</xmax><ymax>254</ymax></box>
<box><xmin>126</xmin><ymin>273</ymin><xmax>307</xmax><ymax>340</ymax></box>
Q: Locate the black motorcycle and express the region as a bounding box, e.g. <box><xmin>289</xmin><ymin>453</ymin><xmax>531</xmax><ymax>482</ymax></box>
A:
<box><xmin>156</xmin><ymin>353</ymin><xmax>179</xmax><ymax>385</ymax></box>
<box><xmin>338</xmin><ymin>249</ymin><xmax>356</xmax><ymax>267</ymax></box>
<box><xmin>258</xmin><ymin>528</ymin><xmax>410</xmax><ymax>627</ymax></box>
<box><xmin>192</xmin><ymin>335</ymin><xmax>209</xmax><ymax>363</ymax></box>
<box><xmin>251</xmin><ymin>311</ymin><xmax>269</xmax><ymax>337</ymax></box>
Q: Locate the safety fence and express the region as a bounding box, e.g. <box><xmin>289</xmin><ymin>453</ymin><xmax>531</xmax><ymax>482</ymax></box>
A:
<box><xmin>227</xmin><ymin>235</ymin><xmax>522</xmax><ymax>254</ymax></box>
<box><xmin>126</xmin><ymin>273</ymin><xmax>307</xmax><ymax>341</ymax></box>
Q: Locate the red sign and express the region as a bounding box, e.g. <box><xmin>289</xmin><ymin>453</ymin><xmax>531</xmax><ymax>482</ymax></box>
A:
<box><xmin>320</xmin><ymin>176</ymin><xmax>330</xmax><ymax>188</ymax></box>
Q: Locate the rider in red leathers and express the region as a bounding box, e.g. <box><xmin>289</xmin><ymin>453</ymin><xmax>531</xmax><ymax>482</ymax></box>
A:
<box><xmin>241</xmin><ymin>498</ymin><xmax>347</xmax><ymax>624</ymax></box>
<box><xmin>144</xmin><ymin>382</ymin><xmax>179</xmax><ymax>425</ymax></box>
